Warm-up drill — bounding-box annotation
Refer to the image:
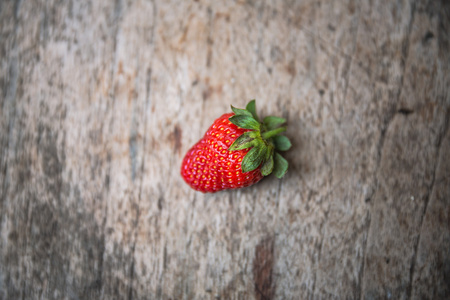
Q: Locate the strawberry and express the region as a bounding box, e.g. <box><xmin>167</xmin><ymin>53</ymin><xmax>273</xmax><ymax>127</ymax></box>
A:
<box><xmin>181</xmin><ymin>100</ymin><xmax>291</xmax><ymax>193</ymax></box>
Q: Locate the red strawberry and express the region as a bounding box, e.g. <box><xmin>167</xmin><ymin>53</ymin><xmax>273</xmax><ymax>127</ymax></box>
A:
<box><xmin>181</xmin><ymin>100</ymin><xmax>291</xmax><ymax>193</ymax></box>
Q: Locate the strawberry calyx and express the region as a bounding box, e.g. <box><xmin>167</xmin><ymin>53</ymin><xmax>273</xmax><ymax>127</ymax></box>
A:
<box><xmin>228</xmin><ymin>100</ymin><xmax>291</xmax><ymax>178</ymax></box>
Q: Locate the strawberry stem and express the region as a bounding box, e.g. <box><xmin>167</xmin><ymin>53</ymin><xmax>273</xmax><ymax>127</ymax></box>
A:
<box><xmin>261</xmin><ymin>127</ymin><xmax>286</xmax><ymax>139</ymax></box>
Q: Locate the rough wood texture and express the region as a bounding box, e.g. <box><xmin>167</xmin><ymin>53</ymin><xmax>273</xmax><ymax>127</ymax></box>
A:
<box><xmin>1</xmin><ymin>0</ymin><xmax>449</xmax><ymax>299</ymax></box>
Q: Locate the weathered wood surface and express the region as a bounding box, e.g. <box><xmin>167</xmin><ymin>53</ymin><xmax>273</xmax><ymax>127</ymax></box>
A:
<box><xmin>1</xmin><ymin>0</ymin><xmax>449</xmax><ymax>299</ymax></box>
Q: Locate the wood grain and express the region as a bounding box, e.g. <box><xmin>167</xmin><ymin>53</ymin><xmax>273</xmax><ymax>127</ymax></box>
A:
<box><xmin>1</xmin><ymin>0</ymin><xmax>449</xmax><ymax>299</ymax></box>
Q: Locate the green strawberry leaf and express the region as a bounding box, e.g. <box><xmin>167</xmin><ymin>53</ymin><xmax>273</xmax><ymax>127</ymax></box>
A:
<box><xmin>246</xmin><ymin>100</ymin><xmax>260</xmax><ymax>122</ymax></box>
<box><xmin>272</xmin><ymin>135</ymin><xmax>292</xmax><ymax>151</ymax></box>
<box><xmin>241</xmin><ymin>143</ymin><xmax>266</xmax><ymax>173</ymax></box>
<box><xmin>231</xmin><ymin>105</ymin><xmax>253</xmax><ymax>117</ymax></box>
<box><xmin>228</xmin><ymin>131</ymin><xmax>257</xmax><ymax>151</ymax></box>
<box><xmin>273</xmin><ymin>152</ymin><xmax>288</xmax><ymax>178</ymax></box>
<box><xmin>226</xmin><ymin>100</ymin><xmax>291</xmax><ymax>179</ymax></box>
<box><xmin>261</xmin><ymin>126</ymin><xmax>286</xmax><ymax>140</ymax></box>
<box><xmin>263</xmin><ymin>116</ymin><xmax>286</xmax><ymax>130</ymax></box>
<box><xmin>229</xmin><ymin>115</ymin><xmax>260</xmax><ymax>130</ymax></box>
<box><xmin>261</xmin><ymin>155</ymin><xmax>274</xmax><ymax>176</ymax></box>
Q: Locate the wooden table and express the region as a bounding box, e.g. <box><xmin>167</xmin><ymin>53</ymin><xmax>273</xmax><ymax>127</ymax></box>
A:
<box><xmin>1</xmin><ymin>0</ymin><xmax>449</xmax><ymax>299</ymax></box>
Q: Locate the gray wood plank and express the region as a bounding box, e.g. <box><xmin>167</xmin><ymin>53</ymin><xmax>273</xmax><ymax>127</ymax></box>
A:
<box><xmin>0</xmin><ymin>0</ymin><xmax>448</xmax><ymax>299</ymax></box>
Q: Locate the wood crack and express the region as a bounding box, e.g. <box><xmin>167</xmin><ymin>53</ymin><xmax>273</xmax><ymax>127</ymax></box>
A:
<box><xmin>99</xmin><ymin>0</ymin><xmax>126</xmax><ymax>295</ymax></box>
<box><xmin>127</xmin><ymin>1</ymin><xmax>158</xmax><ymax>298</ymax></box>
<box><xmin>0</xmin><ymin>0</ymin><xmax>21</xmax><ymax>213</ymax></box>
<box><xmin>340</xmin><ymin>3</ymin><xmax>361</xmax><ymax>125</ymax></box>
<box><xmin>407</xmin><ymin>109</ymin><xmax>449</xmax><ymax>300</ymax></box>
<box><xmin>360</xmin><ymin>1</ymin><xmax>417</xmax><ymax>298</ymax></box>
<box><xmin>311</xmin><ymin>189</ymin><xmax>333</xmax><ymax>298</ymax></box>
<box><xmin>357</xmin><ymin>210</ymin><xmax>371</xmax><ymax>300</ymax></box>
